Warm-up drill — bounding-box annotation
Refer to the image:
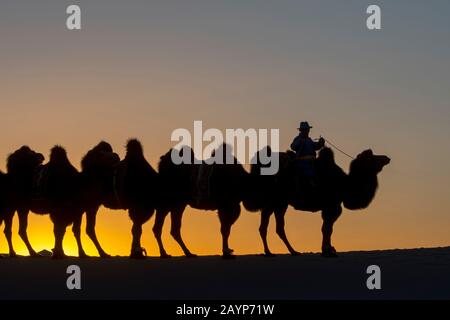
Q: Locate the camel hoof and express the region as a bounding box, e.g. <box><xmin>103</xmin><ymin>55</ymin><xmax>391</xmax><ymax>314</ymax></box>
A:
<box><xmin>29</xmin><ymin>251</ymin><xmax>44</xmax><ymax>258</ymax></box>
<box><xmin>160</xmin><ymin>253</ymin><xmax>172</xmax><ymax>259</ymax></box>
<box><xmin>130</xmin><ymin>247</ymin><xmax>147</xmax><ymax>259</ymax></box>
<box><xmin>263</xmin><ymin>252</ymin><xmax>276</xmax><ymax>258</ymax></box>
<box><xmin>321</xmin><ymin>251</ymin><xmax>338</xmax><ymax>258</ymax></box>
<box><xmin>186</xmin><ymin>253</ymin><xmax>198</xmax><ymax>258</ymax></box>
<box><xmin>290</xmin><ymin>251</ymin><xmax>302</xmax><ymax>256</ymax></box>
<box><xmin>51</xmin><ymin>250</ymin><xmax>68</xmax><ymax>260</ymax></box>
<box><xmin>129</xmin><ymin>252</ymin><xmax>146</xmax><ymax>259</ymax></box>
<box><xmin>223</xmin><ymin>248</ymin><xmax>234</xmax><ymax>255</ymax></box>
<box><xmin>79</xmin><ymin>252</ymin><xmax>90</xmax><ymax>259</ymax></box>
<box><xmin>9</xmin><ymin>252</ymin><xmax>18</xmax><ymax>258</ymax></box>
<box><xmin>99</xmin><ymin>252</ymin><xmax>111</xmax><ymax>259</ymax></box>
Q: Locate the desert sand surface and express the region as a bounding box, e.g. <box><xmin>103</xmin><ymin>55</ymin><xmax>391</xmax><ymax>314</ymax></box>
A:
<box><xmin>1</xmin><ymin>247</ymin><xmax>449</xmax><ymax>300</ymax></box>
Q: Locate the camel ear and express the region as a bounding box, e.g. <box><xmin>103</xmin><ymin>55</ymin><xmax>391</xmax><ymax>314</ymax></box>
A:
<box><xmin>356</xmin><ymin>149</ymin><xmax>373</xmax><ymax>160</ymax></box>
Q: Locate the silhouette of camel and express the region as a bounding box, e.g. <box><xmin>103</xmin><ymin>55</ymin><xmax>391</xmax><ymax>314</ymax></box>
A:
<box><xmin>5</xmin><ymin>146</ymin><xmax>45</xmax><ymax>257</ymax></box>
<box><xmin>80</xmin><ymin>141</ymin><xmax>120</xmax><ymax>257</ymax></box>
<box><xmin>0</xmin><ymin>170</ymin><xmax>16</xmax><ymax>257</ymax></box>
<box><xmin>7</xmin><ymin>146</ymin><xmax>87</xmax><ymax>258</ymax></box>
<box><xmin>2</xmin><ymin>142</ymin><xmax>390</xmax><ymax>259</ymax></box>
<box><xmin>82</xmin><ymin>139</ymin><xmax>159</xmax><ymax>259</ymax></box>
<box><xmin>243</xmin><ymin>147</ymin><xmax>390</xmax><ymax>257</ymax></box>
<box><xmin>154</xmin><ymin>144</ymin><xmax>248</xmax><ymax>258</ymax></box>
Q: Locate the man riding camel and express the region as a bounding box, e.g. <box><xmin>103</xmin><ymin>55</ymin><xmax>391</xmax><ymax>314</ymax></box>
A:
<box><xmin>290</xmin><ymin>121</ymin><xmax>325</xmax><ymax>179</ymax></box>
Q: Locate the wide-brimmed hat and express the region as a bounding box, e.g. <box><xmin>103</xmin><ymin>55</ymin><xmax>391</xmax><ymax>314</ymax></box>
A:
<box><xmin>298</xmin><ymin>121</ymin><xmax>312</xmax><ymax>130</ymax></box>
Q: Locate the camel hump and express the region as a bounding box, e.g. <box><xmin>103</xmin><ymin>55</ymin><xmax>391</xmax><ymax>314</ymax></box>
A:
<box><xmin>95</xmin><ymin>141</ymin><xmax>113</xmax><ymax>153</ymax></box>
<box><xmin>317</xmin><ymin>147</ymin><xmax>335</xmax><ymax>166</ymax></box>
<box><xmin>7</xmin><ymin>146</ymin><xmax>25</xmax><ymax>169</ymax></box>
<box><xmin>49</xmin><ymin>146</ymin><xmax>68</xmax><ymax>164</ymax></box>
<box><xmin>126</xmin><ymin>138</ymin><xmax>144</xmax><ymax>158</ymax></box>
<box><xmin>48</xmin><ymin>145</ymin><xmax>79</xmax><ymax>176</ymax></box>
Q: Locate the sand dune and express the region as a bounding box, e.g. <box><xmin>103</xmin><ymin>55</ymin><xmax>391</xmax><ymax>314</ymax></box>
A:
<box><xmin>1</xmin><ymin>247</ymin><xmax>449</xmax><ymax>300</ymax></box>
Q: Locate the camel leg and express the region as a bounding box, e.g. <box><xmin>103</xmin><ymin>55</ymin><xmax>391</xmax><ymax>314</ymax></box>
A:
<box><xmin>0</xmin><ymin>218</ymin><xmax>2</xmax><ymax>258</ymax></box>
<box><xmin>130</xmin><ymin>221</ymin><xmax>145</xmax><ymax>259</ymax></box>
<box><xmin>86</xmin><ymin>207</ymin><xmax>110</xmax><ymax>258</ymax></box>
<box><xmin>72</xmin><ymin>214</ymin><xmax>88</xmax><ymax>258</ymax></box>
<box><xmin>170</xmin><ymin>205</ymin><xmax>196</xmax><ymax>257</ymax></box>
<box><xmin>4</xmin><ymin>211</ymin><xmax>17</xmax><ymax>257</ymax></box>
<box><xmin>152</xmin><ymin>208</ymin><xmax>171</xmax><ymax>258</ymax></box>
<box><xmin>18</xmin><ymin>209</ymin><xmax>38</xmax><ymax>257</ymax></box>
<box><xmin>129</xmin><ymin>208</ymin><xmax>151</xmax><ymax>259</ymax></box>
<box><xmin>52</xmin><ymin>222</ymin><xmax>67</xmax><ymax>259</ymax></box>
<box><xmin>275</xmin><ymin>205</ymin><xmax>301</xmax><ymax>256</ymax></box>
<box><xmin>321</xmin><ymin>205</ymin><xmax>342</xmax><ymax>258</ymax></box>
<box><xmin>259</xmin><ymin>208</ymin><xmax>274</xmax><ymax>257</ymax></box>
<box><xmin>218</xmin><ymin>204</ymin><xmax>240</xmax><ymax>259</ymax></box>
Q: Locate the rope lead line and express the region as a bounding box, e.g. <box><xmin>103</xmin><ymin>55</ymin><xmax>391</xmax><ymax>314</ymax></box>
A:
<box><xmin>322</xmin><ymin>137</ymin><xmax>355</xmax><ymax>160</ymax></box>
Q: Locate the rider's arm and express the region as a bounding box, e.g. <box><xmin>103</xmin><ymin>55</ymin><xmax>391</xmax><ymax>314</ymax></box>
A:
<box><xmin>314</xmin><ymin>137</ymin><xmax>325</xmax><ymax>150</ymax></box>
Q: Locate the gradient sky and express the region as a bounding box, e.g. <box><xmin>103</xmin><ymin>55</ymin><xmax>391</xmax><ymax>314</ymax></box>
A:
<box><xmin>1</xmin><ymin>0</ymin><xmax>449</xmax><ymax>256</ymax></box>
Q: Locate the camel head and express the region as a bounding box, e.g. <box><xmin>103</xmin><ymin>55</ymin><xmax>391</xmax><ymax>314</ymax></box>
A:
<box><xmin>7</xmin><ymin>146</ymin><xmax>45</xmax><ymax>176</ymax></box>
<box><xmin>350</xmin><ymin>149</ymin><xmax>390</xmax><ymax>176</ymax></box>
<box><xmin>95</xmin><ymin>141</ymin><xmax>113</xmax><ymax>153</ymax></box>
<box><xmin>343</xmin><ymin>149</ymin><xmax>390</xmax><ymax>210</ymax></box>
<box><xmin>81</xmin><ymin>141</ymin><xmax>120</xmax><ymax>186</ymax></box>
<box><xmin>96</xmin><ymin>141</ymin><xmax>120</xmax><ymax>167</ymax></box>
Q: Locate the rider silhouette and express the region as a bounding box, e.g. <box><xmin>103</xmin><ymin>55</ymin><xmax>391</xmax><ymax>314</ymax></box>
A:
<box><xmin>290</xmin><ymin>121</ymin><xmax>325</xmax><ymax>178</ymax></box>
